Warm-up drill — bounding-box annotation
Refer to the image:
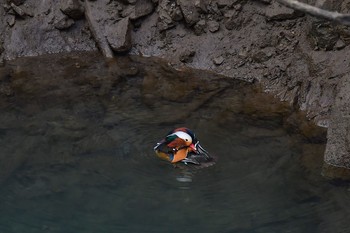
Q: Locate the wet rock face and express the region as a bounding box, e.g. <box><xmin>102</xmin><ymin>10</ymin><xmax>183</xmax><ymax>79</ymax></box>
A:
<box><xmin>324</xmin><ymin>75</ymin><xmax>350</xmax><ymax>173</ymax></box>
<box><xmin>1</xmin><ymin>0</ymin><xmax>96</xmax><ymax>60</ymax></box>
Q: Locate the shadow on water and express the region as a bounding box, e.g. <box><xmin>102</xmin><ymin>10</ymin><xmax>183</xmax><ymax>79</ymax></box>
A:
<box><xmin>0</xmin><ymin>52</ymin><xmax>349</xmax><ymax>233</ymax></box>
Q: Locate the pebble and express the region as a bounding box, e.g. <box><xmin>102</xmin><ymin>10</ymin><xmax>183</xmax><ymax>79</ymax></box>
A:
<box><xmin>10</xmin><ymin>3</ymin><xmax>25</xmax><ymax>17</ymax></box>
<box><xmin>213</xmin><ymin>56</ymin><xmax>224</xmax><ymax>65</ymax></box>
<box><xmin>335</xmin><ymin>39</ymin><xmax>346</xmax><ymax>50</ymax></box>
<box><xmin>7</xmin><ymin>15</ymin><xmax>16</xmax><ymax>27</ymax></box>
<box><xmin>208</xmin><ymin>21</ymin><xmax>220</xmax><ymax>33</ymax></box>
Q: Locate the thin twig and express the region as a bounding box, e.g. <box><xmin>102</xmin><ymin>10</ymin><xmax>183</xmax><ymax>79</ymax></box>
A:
<box><xmin>276</xmin><ymin>0</ymin><xmax>350</xmax><ymax>25</ymax></box>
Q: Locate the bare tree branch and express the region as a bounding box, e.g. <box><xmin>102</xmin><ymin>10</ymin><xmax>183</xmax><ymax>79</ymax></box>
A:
<box><xmin>276</xmin><ymin>0</ymin><xmax>350</xmax><ymax>25</ymax></box>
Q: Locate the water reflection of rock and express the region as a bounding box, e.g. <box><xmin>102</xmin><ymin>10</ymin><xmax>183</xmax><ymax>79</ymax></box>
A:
<box><xmin>0</xmin><ymin>52</ymin><xmax>325</xmax><ymax>185</ymax></box>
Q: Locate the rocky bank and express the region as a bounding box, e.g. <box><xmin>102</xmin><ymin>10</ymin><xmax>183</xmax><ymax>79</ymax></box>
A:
<box><xmin>1</xmin><ymin>0</ymin><xmax>350</xmax><ymax>178</ymax></box>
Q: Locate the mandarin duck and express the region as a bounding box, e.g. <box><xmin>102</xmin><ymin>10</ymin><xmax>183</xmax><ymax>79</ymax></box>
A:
<box><xmin>154</xmin><ymin>127</ymin><xmax>213</xmax><ymax>165</ymax></box>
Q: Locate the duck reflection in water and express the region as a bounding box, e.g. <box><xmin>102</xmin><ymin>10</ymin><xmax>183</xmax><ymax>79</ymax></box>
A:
<box><xmin>154</xmin><ymin>127</ymin><xmax>215</xmax><ymax>167</ymax></box>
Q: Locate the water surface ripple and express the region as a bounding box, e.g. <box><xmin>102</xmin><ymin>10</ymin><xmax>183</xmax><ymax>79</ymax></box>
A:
<box><xmin>0</xmin><ymin>52</ymin><xmax>349</xmax><ymax>233</ymax></box>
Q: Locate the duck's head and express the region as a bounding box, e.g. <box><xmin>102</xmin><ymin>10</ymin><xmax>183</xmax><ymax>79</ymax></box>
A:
<box><xmin>154</xmin><ymin>127</ymin><xmax>212</xmax><ymax>165</ymax></box>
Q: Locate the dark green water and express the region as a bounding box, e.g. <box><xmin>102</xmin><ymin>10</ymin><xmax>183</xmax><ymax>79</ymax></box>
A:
<box><xmin>0</xmin><ymin>52</ymin><xmax>349</xmax><ymax>233</ymax></box>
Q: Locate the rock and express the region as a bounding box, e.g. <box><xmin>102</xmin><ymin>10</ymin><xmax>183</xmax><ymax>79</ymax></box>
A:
<box><xmin>309</xmin><ymin>20</ymin><xmax>339</xmax><ymax>51</ymax></box>
<box><xmin>60</xmin><ymin>0</ymin><xmax>85</xmax><ymax>19</ymax></box>
<box><xmin>123</xmin><ymin>0</ymin><xmax>154</xmax><ymax>20</ymax></box>
<box><xmin>234</xmin><ymin>4</ymin><xmax>242</xmax><ymax>11</ymax></box>
<box><xmin>177</xmin><ymin>0</ymin><xmax>200</xmax><ymax>26</ymax></box>
<box><xmin>213</xmin><ymin>56</ymin><xmax>224</xmax><ymax>65</ymax></box>
<box><xmin>133</xmin><ymin>0</ymin><xmax>154</xmax><ymax>20</ymax></box>
<box><xmin>194</xmin><ymin>0</ymin><xmax>208</xmax><ymax>13</ymax></box>
<box><xmin>54</xmin><ymin>16</ymin><xmax>75</xmax><ymax>30</ymax></box>
<box><xmin>208</xmin><ymin>20</ymin><xmax>220</xmax><ymax>33</ymax></box>
<box><xmin>3</xmin><ymin>3</ymin><xmax>12</xmax><ymax>12</ymax></box>
<box><xmin>251</xmin><ymin>51</ymin><xmax>269</xmax><ymax>63</ymax></box>
<box><xmin>157</xmin><ymin>0</ymin><xmax>178</xmax><ymax>31</ymax></box>
<box><xmin>121</xmin><ymin>5</ymin><xmax>134</xmax><ymax>18</ymax></box>
<box><xmin>179</xmin><ymin>50</ymin><xmax>196</xmax><ymax>63</ymax></box>
<box><xmin>216</xmin><ymin>0</ymin><xmax>235</xmax><ymax>8</ymax></box>
<box><xmin>225</xmin><ymin>16</ymin><xmax>243</xmax><ymax>30</ymax></box>
<box><xmin>194</xmin><ymin>19</ymin><xmax>206</xmax><ymax>35</ymax></box>
<box><xmin>22</xmin><ymin>4</ymin><xmax>33</xmax><ymax>17</ymax></box>
<box><xmin>6</xmin><ymin>14</ymin><xmax>16</xmax><ymax>27</ymax></box>
<box><xmin>8</xmin><ymin>0</ymin><xmax>25</xmax><ymax>6</ymax></box>
<box><xmin>265</xmin><ymin>2</ymin><xmax>302</xmax><ymax>21</ymax></box>
<box><xmin>106</xmin><ymin>18</ymin><xmax>132</xmax><ymax>53</ymax></box>
<box><xmin>324</xmin><ymin>75</ymin><xmax>350</xmax><ymax>174</ymax></box>
<box><xmin>335</xmin><ymin>39</ymin><xmax>346</xmax><ymax>50</ymax></box>
<box><xmin>10</xmin><ymin>3</ymin><xmax>25</xmax><ymax>17</ymax></box>
<box><xmin>207</xmin><ymin>1</ymin><xmax>221</xmax><ymax>15</ymax></box>
<box><xmin>170</xmin><ymin>7</ymin><xmax>183</xmax><ymax>21</ymax></box>
<box><xmin>85</xmin><ymin>0</ymin><xmax>114</xmax><ymax>58</ymax></box>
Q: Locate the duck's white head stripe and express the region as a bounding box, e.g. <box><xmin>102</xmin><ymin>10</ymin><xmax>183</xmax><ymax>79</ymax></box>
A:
<box><xmin>173</xmin><ymin>131</ymin><xmax>192</xmax><ymax>143</ymax></box>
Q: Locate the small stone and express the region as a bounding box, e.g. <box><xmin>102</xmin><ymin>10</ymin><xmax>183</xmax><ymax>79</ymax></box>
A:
<box><xmin>193</xmin><ymin>19</ymin><xmax>206</xmax><ymax>35</ymax></box>
<box><xmin>208</xmin><ymin>20</ymin><xmax>220</xmax><ymax>33</ymax></box>
<box><xmin>265</xmin><ymin>2</ymin><xmax>302</xmax><ymax>21</ymax></box>
<box><xmin>170</xmin><ymin>8</ymin><xmax>183</xmax><ymax>21</ymax></box>
<box><xmin>124</xmin><ymin>0</ymin><xmax>154</xmax><ymax>20</ymax></box>
<box><xmin>225</xmin><ymin>16</ymin><xmax>243</xmax><ymax>30</ymax></box>
<box><xmin>121</xmin><ymin>5</ymin><xmax>134</xmax><ymax>18</ymax></box>
<box><xmin>177</xmin><ymin>0</ymin><xmax>200</xmax><ymax>26</ymax></box>
<box><xmin>335</xmin><ymin>39</ymin><xmax>346</xmax><ymax>50</ymax></box>
<box><xmin>6</xmin><ymin>14</ymin><xmax>15</xmax><ymax>27</ymax></box>
<box><xmin>157</xmin><ymin>1</ymin><xmax>176</xmax><ymax>31</ymax></box>
<box><xmin>54</xmin><ymin>16</ymin><xmax>75</xmax><ymax>30</ymax></box>
<box><xmin>194</xmin><ymin>0</ymin><xmax>207</xmax><ymax>13</ymax></box>
<box><xmin>179</xmin><ymin>50</ymin><xmax>196</xmax><ymax>63</ymax></box>
<box><xmin>251</xmin><ymin>51</ymin><xmax>270</xmax><ymax>63</ymax></box>
<box><xmin>10</xmin><ymin>3</ymin><xmax>25</xmax><ymax>17</ymax></box>
<box><xmin>217</xmin><ymin>0</ymin><xmax>235</xmax><ymax>8</ymax></box>
<box><xmin>3</xmin><ymin>3</ymin><xmax>12</xmax><ymax>12</ymax></box>
<box><xmin>23</xmin><ymin>6</ymin><xmax>33</xmax><ymax>17</ymax></box>
<box><xmin>133</xmin><ymin>0</ymin><xmax>154</xmax><ymax>20</ymax></box>
<box><xmin>60</xmin><ymin>0</ymin><xmax>85</xmax><ymax>19</ymax></box>
<box><xmin>213</xmin><ymin>56</ymin><xmax>224</xmax><ymax>65</ymax></box>
<box><xmin>234</xmin><ymin>4</ymin><xmax>242</xmax><ymax>11</ymax></box>
<box><xmin>224</xmin><ymin>9</ymin><xmax>236</xmax><ymax>18</ymax></box>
